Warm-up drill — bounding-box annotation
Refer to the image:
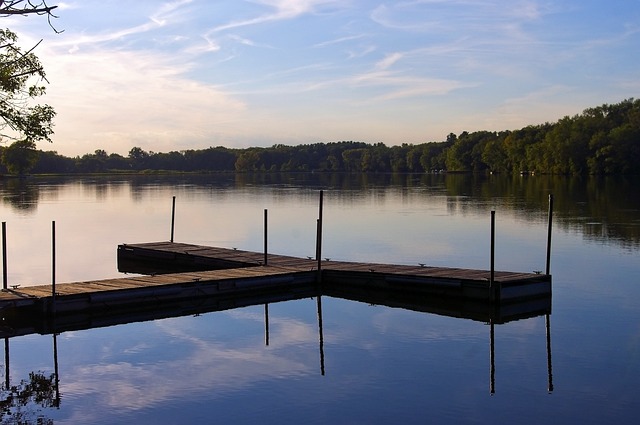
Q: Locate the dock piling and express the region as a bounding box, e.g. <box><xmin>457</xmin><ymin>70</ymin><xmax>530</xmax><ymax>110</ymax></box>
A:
<box><xmin>264</xmin><ymin>209</ymin><xmax>268</xmax><ymax>266</ymax></box>
<box><xmin>51</xmin><ymin>221</ymin><xmax>56</xmax><ymax>315</ymax></box>
<box><xmin>2</xmin><ymin>222</ymin><xmax>6</xmax><ymax>290</ymax></box>
<box><xmin>490</xmin><ymin>211</ymin><xmax>495</xmax><ymax>292</ymax></box>
<box><xmin>546</xmin><ymin>194</ymin><xmax>554</xmax><ymax>275</ymax></box>
<box><xmin>316</xmin><ymin>190</ymin><xmax>324</xmax><ymax>273</ymax></box>
<box><xmin>170</xmin><ymin>196</ymin><xmax>176</xmax><ymax>243</ymax></box>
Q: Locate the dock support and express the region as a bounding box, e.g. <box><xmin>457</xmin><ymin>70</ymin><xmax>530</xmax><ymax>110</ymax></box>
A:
<box><xmin>2</xmin><ymin>222</ymin><xmax>6</xmax><ymax>290</ymax></box>
<box><xmin>490</xmin><ymin>211</ymin><xmax>496</xmax><ymax>300</ymax></box>
<box><xmin>264</xmin><ymin>209</ymin><xmax>268</xmax><ymax>266</ymax></box>
<box><xmin>170</xmin><ymin>196</ymin><xmax>176</xmax><ymax>243</ymax></box>
<box><xmin>51</xmin><ymin>221</ymin><xmax>56</xmax><ymax>315</ymax></box>
<box><xmin>316</xmin><ymin>190</ymin><xmax>324</xmax><ymax>274</ymax></box>
<box><xmin>546</xmin><ymin>194</ymin><xmax>554</xmax><ymax>275</ymax></box>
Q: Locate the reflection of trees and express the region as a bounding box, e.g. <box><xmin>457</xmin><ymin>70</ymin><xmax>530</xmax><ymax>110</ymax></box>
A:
<box><xmin>0</xmin><ymin>335</ymin><xmax>60</xmax><ymax>424</ymax></box>
<box><xmin>0</xmin><ymin>179</ymin><xmax>40</xmax><ymax>213</ymax></box>
<box><xmin>442</xmin><ymin>174</ymin><xmax>640</xmax><ymax>248</ymax></box>
<box><xmin>150</xmin><ymin>172</ymin><xmax>640</xmax><ymax>247</ymax></box>
<box><xmin>1</xmin><ymin>173</ymin><xmax>638</xmax><ymax>247</ymax></box>
<box><xmin>1</xmin><ymin>371</ymin><xmax>57</xmax><ymax>424</ymax></box>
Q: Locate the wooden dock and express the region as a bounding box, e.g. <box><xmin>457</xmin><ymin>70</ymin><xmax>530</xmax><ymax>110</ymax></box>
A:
<box><xmin>0</xmin><ymin>241</ymin><xmax>551</xmax><ymax>331</ymax></box>
<box><xmin>117</xmin><ymin>241</ymin><xmax>551</xmax><ymax>301</ymax></box>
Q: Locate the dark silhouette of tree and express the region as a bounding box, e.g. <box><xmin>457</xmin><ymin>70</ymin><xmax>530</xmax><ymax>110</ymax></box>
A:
<box><xmin>1</xmin><ymin>139</ymin><xmax>38</xmax><ymax>175</ymax></box>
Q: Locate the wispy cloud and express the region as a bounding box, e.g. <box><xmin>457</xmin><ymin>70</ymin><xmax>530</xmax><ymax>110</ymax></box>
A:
<box><xmin>228</xmin><ymin>34</ymin><xmax>273</xmax><ymax>49</ymax></box>
<box><xmin>375</xmin><ymin>52</ymin><xmax>404</xmax><ymax>70</ymax></box>
<box><xmin>313</xmin><ymin>34</ymin><xmax>368</xmax><ymax>48</ymax></box>
<box><xmin>351</xmin><ymin>70</ymin><xmax>471</xmax><ymax>99</ymax></box>
<box><xmin>150</xmin><ymin>0</ymin><xmax>194</xmax><ymax>25</ymax></box>
<box><xmin>211</xmin><ymin>0</ymin><xmax>342</xmax><ymax>32</ymax></box>
<box><xmin>48</xmin><ymin>0</ymin><xmax>195</xmax><ymax>53</ymax></box>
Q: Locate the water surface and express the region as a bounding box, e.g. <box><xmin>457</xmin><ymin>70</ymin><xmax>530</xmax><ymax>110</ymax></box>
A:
<box><xmin>0</xmin><ymin>174</ymin><xmax>638</xmax><ymax>424</ymax></box>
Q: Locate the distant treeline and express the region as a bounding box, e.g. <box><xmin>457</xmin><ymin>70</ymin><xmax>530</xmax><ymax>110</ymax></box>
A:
<box><xmin>5</xmin><ymin>98</ymin><xmax>640</xmax><ymax>175</ymax></box>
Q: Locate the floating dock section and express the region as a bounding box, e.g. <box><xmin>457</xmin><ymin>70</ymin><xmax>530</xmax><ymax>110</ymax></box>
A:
<box><xmin>117</xmin><ymin>242</ymin><xmax>551</xmax><ymax>302</ymax></box>
<box><xmin>0</xmin><ymin>241</ymin><xmax>551</xmax><ymax>334</ymax></box>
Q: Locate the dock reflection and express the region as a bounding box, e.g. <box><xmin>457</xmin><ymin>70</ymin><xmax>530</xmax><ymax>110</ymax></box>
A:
<box><xmin>1</xmin><ymin>281</ymin><xmax>552</xmax><ymax>418</ymax></box>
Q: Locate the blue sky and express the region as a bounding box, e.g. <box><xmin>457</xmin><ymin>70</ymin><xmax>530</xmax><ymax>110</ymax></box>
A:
<box><xmin>7</xmin><ymin>0</ymin><xmax>640</xmax><ymax>156</ymax></box>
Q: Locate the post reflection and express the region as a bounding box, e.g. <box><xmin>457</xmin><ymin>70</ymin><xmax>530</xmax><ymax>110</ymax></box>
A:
<box><xmin>489</xmin><ymin>312</ymin><xmax>554</xmax><ymax>395</ymax></box>
<box><xmin>490</xmin><ymin>320</ymin><xmax>495</xmax><ymax>395</ymax></box>
<box><xmin>546</xmin><ymin>314</ymin><xmax>554</xmax><ymax>393</ymax></box>
<box><xmin>317</xmin><ymin>295</ymin><xmax>325</xmax><ymax>376</ymax></box>
<box><xmin>264</xmin><ymin>303</ymin><xmax>269</xmax><ymax>346</ymax></box>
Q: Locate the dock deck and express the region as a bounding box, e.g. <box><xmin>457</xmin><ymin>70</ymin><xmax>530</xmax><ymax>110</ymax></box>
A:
<box><xmin>117</xmin><ymin>242</ymin><xmax>551</xmax><ymax>300</ymax></box>
<box><xmin>0</xmin><ymin>241</ymin><xmax>551</xmax><ymax>321</ymax></box>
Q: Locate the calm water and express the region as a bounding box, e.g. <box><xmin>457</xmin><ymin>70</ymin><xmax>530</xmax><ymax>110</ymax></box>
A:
<box><xmin>1</xmin><ymin>173</ymin><xmax>639</xmax><ymax>424</ymax></box>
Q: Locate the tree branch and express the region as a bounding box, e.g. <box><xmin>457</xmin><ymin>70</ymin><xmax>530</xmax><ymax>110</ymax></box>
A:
<box><xmin>0</xmin><ymin>1</ymin><xmax>62</xmax><ymax>33</ymax></box>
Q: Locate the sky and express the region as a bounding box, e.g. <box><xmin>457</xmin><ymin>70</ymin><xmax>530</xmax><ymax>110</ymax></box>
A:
<box><xmin>6</xmin><ymin>0</ymin><xmax>640</xmax><ymax>157</ymax></box>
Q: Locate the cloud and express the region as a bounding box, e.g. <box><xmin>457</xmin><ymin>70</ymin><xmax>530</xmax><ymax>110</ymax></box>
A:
<box><xmin>210</xmin><ymin>0</ymin><xmax>342</xmax><ymax>32</ymax></box>
<box><xmin>39</xmin><ymin>47</ymin><xmax>246</xmax><ymax>155</ymax></box>
<box><xmin>375</xmin><ymin>52</ymin><xmax>404</xmax><ymax>70</ymax></box>
<box><xmin>60</xmin><ymin>309</ymin><xmax>323</xmax><ymax>419</ymax></box>
<box><xmin>313</xmin><ymin>34</ymin><xmax>368</xmax><ymax>48</ymax></box>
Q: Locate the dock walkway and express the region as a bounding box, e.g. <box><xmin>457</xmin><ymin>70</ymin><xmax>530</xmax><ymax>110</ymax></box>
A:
<box><xmin>0</xmin><ymin>242</ymin><xmax>551</xmax><ymax>320</ymax></box>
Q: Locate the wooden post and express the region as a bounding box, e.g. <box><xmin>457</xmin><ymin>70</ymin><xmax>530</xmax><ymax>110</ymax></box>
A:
<box><xmin>546</xmin><ymin>194</ymin><xmax>554</xmax><ymax>275</ymax></box>
<box><xmin>263</xmin><ymin>209</ymin><xmax>268</xmax><ymax>266</ymax></box>
<box><xmin>2</xmin><ymin>222</ymin><xmax>6</xmax><ymax>290</ymax></box>
<box><xmin>170</xmin><ymin>196</ymin><xmax>176</xmax><ymax>243</ymax></box>
<box><xmin>51</xmin><ymin>221</ymin><xmax>56</xmax><ymax>315</ymax></box>
<box><xmin>316</xmin><ymin>190</ymin><xmax>324</xmax><ymax>273</ymax></box>
<box><xmin>490</xmin><ymin>211</ymin><xmax>495</xmax><ymax>298</ymax></box>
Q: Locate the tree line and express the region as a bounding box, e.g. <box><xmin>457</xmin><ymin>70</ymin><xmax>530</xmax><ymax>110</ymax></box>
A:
<box><xmin>2</xmin><ymin>98</ymin><xmax>639</xmax><ymax>175</ymax></box>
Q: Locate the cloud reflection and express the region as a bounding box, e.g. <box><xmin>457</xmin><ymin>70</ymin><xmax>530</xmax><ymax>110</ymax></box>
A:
<box><xmin>59</xmin><ymin>305</ymin><xmax>320</xmax><ymax>419</ymax></box>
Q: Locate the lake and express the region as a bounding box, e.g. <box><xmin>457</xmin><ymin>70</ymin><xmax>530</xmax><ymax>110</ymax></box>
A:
<box><xmin>1</xmin><ymin>173</ymin><xmax>639</xmax><ymax>424</ymax></box>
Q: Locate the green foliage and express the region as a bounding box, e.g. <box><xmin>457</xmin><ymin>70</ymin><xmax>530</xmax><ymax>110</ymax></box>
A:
<box><xmin>1</xmin><ymin>139</ymin><xmax>38</xmax><ymax>175</ymax></box>
<box><xmin>0</xmin><ymin>29</ymin><xmax>55</xmax><ymax>145</ymax></box>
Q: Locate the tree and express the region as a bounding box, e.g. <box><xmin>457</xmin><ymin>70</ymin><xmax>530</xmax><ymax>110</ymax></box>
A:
<box><xmin>0</xmin><ymin>29</ymin><xmax>55</xmax><ymax>144</ymax></box>
<box><xmin>128</xmin><ymin>146</ymin><xmax>150</xmax><ymax>170</ymax></box>
<box><xmin>0</xmin><ymin>1</ymin><xmax>58</xmax><ymax>18</ymax></box>
<box><xmin>1</xmin><ymin>138</ymin><xmax>38</xmax><ymax>174</ymax></box>
<box><xmin>0</xmin><ymin>1</ymin><xmax>59</xmax><ymax>175</ymax></box>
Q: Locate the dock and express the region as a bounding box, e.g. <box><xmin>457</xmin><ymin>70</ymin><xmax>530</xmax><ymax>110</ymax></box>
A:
<box><xmin>118</xmin><ymin>242</ymin><xmax>551</xmax><ymax>302</ymax></box>
<box><xmin>0</xmin><ymin>241</ymin><xmax>551</xmax><ymax>331</ymax></box>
